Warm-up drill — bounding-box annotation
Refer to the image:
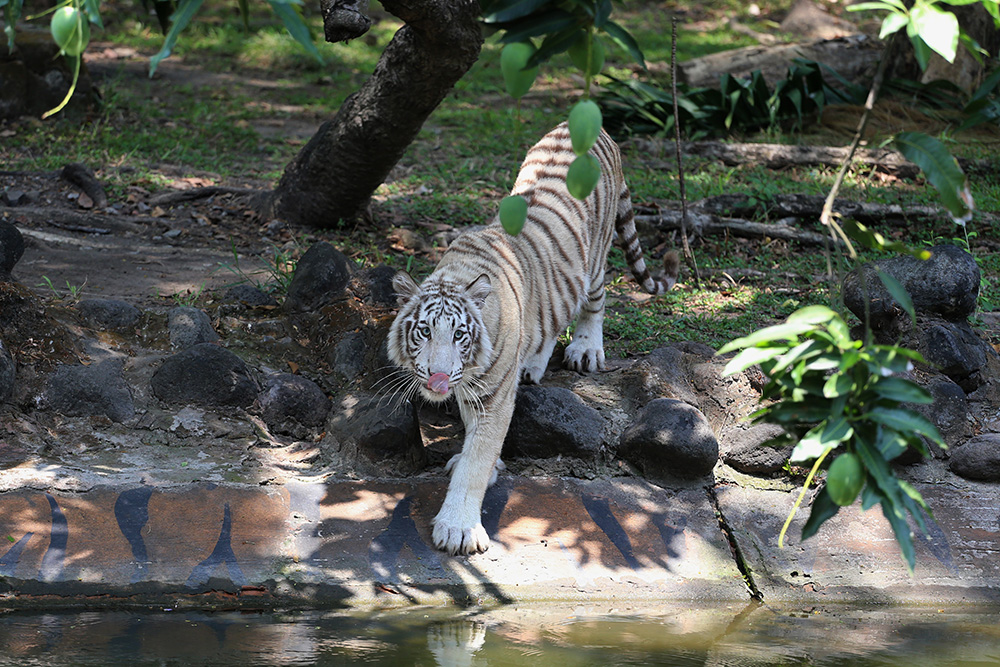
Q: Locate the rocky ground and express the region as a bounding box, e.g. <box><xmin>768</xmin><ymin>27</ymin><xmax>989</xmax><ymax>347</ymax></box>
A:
<box><xmin>2</xmin><ymin>148</ymin><xmax>1000</xmax><ymax>608</ymax></box>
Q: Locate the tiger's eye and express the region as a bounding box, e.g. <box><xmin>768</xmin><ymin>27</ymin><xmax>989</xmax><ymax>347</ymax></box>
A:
<box><xmin>419</xmin><ymin>325</ymin><xmax>431</xmax><ymax>337</ymax></box>
<box><xmin>454</xmin><ymin>329</ymin><xmax>465</xmax><ymax>342</ymax></box>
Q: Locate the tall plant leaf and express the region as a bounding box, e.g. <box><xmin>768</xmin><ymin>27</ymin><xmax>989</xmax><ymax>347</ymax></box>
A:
<box><xmin>893</xmin><ymin>131</ymin><xmax>972</xmax><ymax>223</ymax></box>
<box><xmin>482</xmin><ymin>0</ymin><xmax>552</xmax><ymax>24</ymax></box>
<box><xmin>148</xmin><ymin>0</ymin><xmax>205</xmax><ymax>77</ymax></box>
<box><xmin>909</xmin><ymin>1</ymin><xmax>959</xmax><ymax>63</ymax></box>
<box><xmin>3</xmin><ymin>0</ymin><xmax>22</xmax><ymax>51</ymax></box>
<box><xmin>602</xmin><ymin>20</ymin><xmax>645</xmax><ymax>68</ymax></box>
<box><xmin>268</xmin><ymin>1</ymin><xmax>324</xmax><ymax>66</ymax></box>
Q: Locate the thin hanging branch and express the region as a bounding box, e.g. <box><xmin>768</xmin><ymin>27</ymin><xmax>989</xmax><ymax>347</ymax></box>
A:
<box><xmin>671</xmin><ymin>15</ymin><xmax>701</xmax><ymax>287</ymax></box>
<box><xmin>818</xmin><ymin>33</ymin><xmax>901</xmax><ymax>341</ymax></box>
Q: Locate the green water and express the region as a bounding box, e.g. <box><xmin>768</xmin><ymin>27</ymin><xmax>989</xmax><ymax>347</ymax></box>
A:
<box><xmin>0</xmin><ymin>603</ymin><xmax>998</xmax><ymax>665</ymax></box>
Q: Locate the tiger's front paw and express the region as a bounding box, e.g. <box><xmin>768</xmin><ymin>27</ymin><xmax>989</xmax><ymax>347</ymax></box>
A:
<box><xmin>432</xmin><ymin>514</ymin><xmax>491</xmax><ymax>556</ymax></box>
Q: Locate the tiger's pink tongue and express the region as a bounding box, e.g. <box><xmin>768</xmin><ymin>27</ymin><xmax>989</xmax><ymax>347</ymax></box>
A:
<box><xmin>427</xmin><ymin>373</ymin><xmax>450</xmax><ymax>394</ymax></box>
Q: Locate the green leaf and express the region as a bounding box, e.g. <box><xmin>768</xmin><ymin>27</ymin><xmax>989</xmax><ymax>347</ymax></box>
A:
<box><xmin>601</xmin><ymin>20</ymin><xmax>645</xmax><ymax>69</ymax></box>
<box><xmin>83</xmin><ymin>0</ymin><xmax>103</xmax><ymax>29</ymax></box>
<box><xmin>528</xmin><ymin>24</ymin><xmax>582</xmax><ymax>65</ymax></box>
<box><xmin>872</xmin><ymin>376</ymin><xmax>933</xmax><ymax>404</ymax></box>
<box><xmin>848</xmin><ymin>0</ymin><xmax>907</xmax><ymax>11</ymax></box>
<box><xmin>770</xmin><ymin>339</ymin><xmax>826</xmax><ymax>375</ymax></box>
<box><xmin>879</xmin><ymin>11</ymin><xmax>909</xmax><ymax>38</ymax></box>
<box><xmin>721</xmin><ymin>345</ymin><xmax>785</xmax><ymax>377</ymax></box>
<box><xmin>893</xmin><ymin>131</ymin><xmax>972</xmax><ymax>223</ymax></box>
<box><xmin>875</xmin><ymin>428</ymin><xmax>911</xmax><ymax>461</ymax></box>
<box><xmin>787</xmin><ymin>304</ymin><xmax>839</xmax><ymax>326</ymax></box>
<box><xmin>3</xmin><ymin>0</ymin><xmax>23</xmax><ymax>51</ymax></box>
<box><xmin>268</xmin><ymin>1</ymin><xmax>324</xmax><ymax>66</ymax></box>
<box><xmin>496</xmin><ymin>10</ymin><xmax>577</xmax><ymax>44</ymax></box>
<box><xmin>801</xmin><ymin>487</ymin><xmax>841</xmax><ymax>541</ymax></box>
<box><xmin>149</xmin><ymin>0</ymin><xmax>206</xmax><ymax>77</ymax></box>
<box><xmin>876</xmin><ymin>269</ymin><xmax>915</xmax><ymax>324</ymax></box>
<box><xmin>717</xmin><ymin>320</ymin><xmax>816</xmax><ymax>354</ymax></box>
<box><xmin>790</xmin><ymin>417</ymin><xmax>853</xmax><ymax>463</ymax></box>
<box><xmin>867</xmin><ymin>407</ymin><xmax>944</xmax><ymax>446</ymax></box>
<box><xmin>823</xmin><ymin>372</ymin><xmax>853</xmax><ymax>398</ymax></box>
<box><xmin>910</xmin><ymin>1</ymin><xmax>959</xmax><ymax>63</ymax></box>
<box><xmin>482</xmin><ymin>0</ymin><xmax>553</xmax><ymax>23</ymax></box>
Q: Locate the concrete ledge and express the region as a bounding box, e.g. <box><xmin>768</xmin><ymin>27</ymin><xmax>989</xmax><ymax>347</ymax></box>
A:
<box><xmin>0</xmin><ymin>476</ymin><xmax>744</xmax><ymax>609</ymax></box>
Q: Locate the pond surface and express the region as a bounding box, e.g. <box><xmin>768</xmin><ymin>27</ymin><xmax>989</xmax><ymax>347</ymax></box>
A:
<box><xmin>0</xmin><ymin>602</ymin><xmax>998</xmax><ymax>666</ymax></box>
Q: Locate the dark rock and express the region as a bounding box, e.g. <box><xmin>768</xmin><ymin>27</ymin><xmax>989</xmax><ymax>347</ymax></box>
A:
<box><xmin>76</xmin><ymin>298</ymin><xmax>141</xmax><ymax>332</ymax></box>
<box><xmin>949</xmin><ymin>434</ymin><xmax>1000</xmax><ymax>481</ymax></box>
<box><xmin>284</xmin><ymin>242</ymin><xmax>352</xmax><ymax>313</ymax></box>
<box><xmin>721</xmin><ymin>423</ymin><xmax>791</xmax><ymax>475</ymax></box>
<box><xmin>326</xmin><ymin>394</ymin><xmax>426</xmax><ymax>472</ymax></box>
<box><xmin>918</xmin><ymin>320</ymin><xmax>998</xmax><ymax>392</ymax></box>
<box><xmin>331</xmin><ymin>331</ymin><xmax>367</xmax><ymax>381</ymax></box>
<box><xmin>842</xmin><ymin>244</ymin><xmax>979</xmax><ymax>327</ymax></box>
<box><xmin>503</xmin><ymin>385</ymin><xmax>605</xmax><ymax>459</ymax></box>
<box><xmin>258</xmin><ymin>373</ymin><xmax>331</xmax><ymax>428</ymax></box>
<box><xmin>167</xmin><ymin>306</ymin><xmax>219</xmax><ymax>349</ymax></box>
<box><xmin>909</xmin><ymin>374</ymin><xmax>970</xmax><ymax>451</ymax></box>
<box><xmin>0</xmin><ymin>221</ymin><xmax>25</xmax><ymax>281</ymax></box>
<box><xmin>151</xmin><ymin>343</ymin><xmax>259</xmax><ymax>408</ymax></box>
<box><xmin>46</xmin><ymin>358</ymin><xmax>135</xmax><ymax>423</ymax></box>
<box><xmin>1</xmin><ymin>190</ymin><xmax>31</xmax><ymax>206</ymax></box>
<box><xmin>620</xmin><ymin>346</ymin><xmax>701</xmax><ymax>408</ymax></box>
<box><xmin>359</xmin><ymin>264</ymin><xmax>399</xmax><ymax>307</ymax></box>
<box><xmin>223</xmin><ymin>284</ymin><xmax>279</xmax><ymax>309</ymax></box>
<box><xmin>0</xmin><ymin>339</ymin><xmax>14</xmax><ymax>404</ymax></box>
<box><xmin>618</xmin><ymin>398</ymin><xmax>719</xmax><ymax>480</ymax></box>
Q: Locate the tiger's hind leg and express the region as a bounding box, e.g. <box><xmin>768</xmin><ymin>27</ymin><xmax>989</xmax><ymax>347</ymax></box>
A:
<box><xmin>563</xmin><ymin>285</ymin><xmax>606</xmax><ymax>373</ymax></box>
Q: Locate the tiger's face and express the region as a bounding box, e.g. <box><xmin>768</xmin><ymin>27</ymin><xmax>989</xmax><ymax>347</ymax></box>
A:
<box><xmin>387</xmin><ymin>272</ymin><xmax>493</xmax><ymax>403</ymax></box>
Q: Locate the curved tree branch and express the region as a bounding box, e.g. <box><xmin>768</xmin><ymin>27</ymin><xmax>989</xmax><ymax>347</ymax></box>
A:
<box><xmin>258</xmin><ymin>0</ymin><xmax>484</xmax><ymax>227</ymax></box>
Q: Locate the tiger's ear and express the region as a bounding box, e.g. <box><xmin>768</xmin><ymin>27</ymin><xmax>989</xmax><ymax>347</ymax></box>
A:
<box><xmin>392</xmin><ymin>271</ymin><xmax>421</xmax><ymax>306</ymax></box>
<box><xmin>465</xmin><ymin>274</ymin><xmax>491</xmax><ymax>308</ymax></box>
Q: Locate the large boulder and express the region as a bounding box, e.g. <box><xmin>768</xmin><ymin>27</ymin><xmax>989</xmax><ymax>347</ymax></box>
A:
<box><xmin>618</xmin><ymin>398</ymin><xmax>719</xmax><ymax>480</ymax></box>
<box><xmin>842</xmin><ymin>244</ymin><xmax>979</xmax><ymax>327</ymax></box>
<box><xmin>949</xmin><ymin>434</ymin><xmax>1000</xmax><ymax>482</ymax></box>
<box><xmin>76</xmin><ymin>299</ymin><xmax>141</xmax><ymax>332</ymax></box>
<box><xmin>258</xmin><ymin>373</ymin><xmax>331</xmax><ymax>429</ymax></box>
<box><xmin>0</xmin><ymin>339</ymin><xmax>14</xmax><ymax>404</ymax></box>
<box><xmin>503</xmin><ymin>385</ymin><xmax>606</xmax><ymax>459</ymax></box>
<box><xmin>721</xmin><ymin>423</ymin><xmax>791</xmax><ymax>475</ymax></box>
<box><xmin>151</xmin><ymin>344</ymin><xmax>259</xmax><ymax>408</ymax></box>
<box><xmin>45</xmin><ymin>358</ymin><xmax>135</xmax><ymax>423</ymax></box>
<box><xmin>167</xmin><ymin>306</ymin><xmax>219</xmax><ymax>349</ymax></box>
<box><xmin>284</xmin><ymin>242</ymin><xmax>352</xmax><ymax>313</ymax></box>
<box><xmin>917</xmin><ymin>321</ymin><xmax>999</xmax><ymax>393</ymax></box>
<box><xmin>325</xmin><ymin>394</ymin><xmax>425</xmax><ymax>473</ymax></box>
<box><xmin>0</xmin><ymin>221</ymin><xmax>24</xmax><ymax>282</ymax></box>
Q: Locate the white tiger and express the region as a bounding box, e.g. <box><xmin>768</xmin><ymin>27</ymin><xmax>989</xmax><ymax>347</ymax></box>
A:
<box><xmin>387</xmin><ymin>123</ymin><xmax>679</xmax><ymax>556</ymax></box>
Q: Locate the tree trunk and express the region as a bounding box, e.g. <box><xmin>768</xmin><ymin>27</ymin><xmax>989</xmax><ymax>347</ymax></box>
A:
<box><xmin>257</xmin><ymin>0</ymin><xmax>484</xmax><ymax>227</ymax></box>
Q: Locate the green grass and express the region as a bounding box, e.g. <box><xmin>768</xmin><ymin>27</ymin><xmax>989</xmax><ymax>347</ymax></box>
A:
<box><xmin>4</xmin><ymin>0</ymin><xmax>999</xmax><ymax>355</ymax></box>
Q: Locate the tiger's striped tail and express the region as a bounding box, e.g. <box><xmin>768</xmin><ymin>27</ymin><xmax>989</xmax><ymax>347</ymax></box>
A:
<box><xmin>615</xmin><ymin>186</ymin><xmax>679</xmax><ymax>295</ymax></box>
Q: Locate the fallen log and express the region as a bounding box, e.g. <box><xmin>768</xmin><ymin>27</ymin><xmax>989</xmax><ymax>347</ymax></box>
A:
<box><xmin>628</xmin><ymin>139</ymin><xmax>921</xmax><ymax>177</ymax></box>
<box><xmin>148</xmin><ymin>186</ymin><xmax>260</xmax><ymax>207</ymax></box>
<box><xmin>634</xmin><ymin>208</ymin><xmax>836</xmax><ymax>246</ymax></box>
<box><xmin>636</xmin><ymin>193</ymin><xmax>948</xmax><ymax>226</ymax></box>
<box><xmin>0</xmin><ymin>207</ymin><xmax>153</xmax><ymax>234</ymax></box>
